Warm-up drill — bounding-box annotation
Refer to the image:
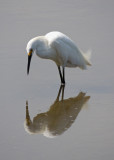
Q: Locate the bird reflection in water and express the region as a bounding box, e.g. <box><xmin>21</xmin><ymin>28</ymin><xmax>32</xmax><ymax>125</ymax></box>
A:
<box><xmin>24</xmin><ymin>85</ymin><xmax>90</xmax><ymax>138</ymax></box>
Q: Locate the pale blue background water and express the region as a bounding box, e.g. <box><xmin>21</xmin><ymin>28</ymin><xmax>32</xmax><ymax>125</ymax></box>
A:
<box><xmin>0</xmin><ymin>0</ymin><xmax>114</xmax><ymax>160</ymax></box>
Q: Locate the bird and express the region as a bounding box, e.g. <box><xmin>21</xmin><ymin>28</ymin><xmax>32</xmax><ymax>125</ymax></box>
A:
<box><xmin>24</xmin><ymin>85</ymin><xmax>90</xmax><ymax>138</ymax></box>
<box><xmin>26</xmin><ymin>31</ymin><xmax>91</xmax><ymax>84</ymax></box>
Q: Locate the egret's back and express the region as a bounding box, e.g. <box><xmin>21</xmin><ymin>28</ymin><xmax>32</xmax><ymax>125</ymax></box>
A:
<box><xmin>45</xmin><ymin>31</ymin><xmax>91</xmax><ymax>69</ymax></box>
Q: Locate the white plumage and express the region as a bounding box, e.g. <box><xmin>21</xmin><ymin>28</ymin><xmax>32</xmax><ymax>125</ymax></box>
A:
<box><xmin>26</xmin><ymin>31</ymin><xmax>91</xmax><ymax>84</ymax></box>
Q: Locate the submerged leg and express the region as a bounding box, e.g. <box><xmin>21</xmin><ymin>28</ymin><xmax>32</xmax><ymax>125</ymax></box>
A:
<box><xmin>56</xmin><ymin>85</ymin><xmax>63</xmax><ymax>101</ymax></box>
<box><xmin>55</xmin><ymin>85</ymin><xmax>65</xmax><ymax>102</ymax></box>
<box><xmin>61</xmin><ymin>84</ymin><xmax>65</xmax><ymax>100</ymax></box>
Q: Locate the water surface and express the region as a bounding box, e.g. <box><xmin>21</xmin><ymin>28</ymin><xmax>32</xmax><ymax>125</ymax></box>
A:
<box><xmin>0</xmin><ymin>0</ymin><xmax>114</xmax><ymax>160</ymax></box>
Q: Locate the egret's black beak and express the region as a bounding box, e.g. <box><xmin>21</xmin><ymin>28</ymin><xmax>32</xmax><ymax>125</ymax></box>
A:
<box><xmin>27</xmin><ymin>53</ymin><xmax>32</xmax><ymax>75</ymax></box>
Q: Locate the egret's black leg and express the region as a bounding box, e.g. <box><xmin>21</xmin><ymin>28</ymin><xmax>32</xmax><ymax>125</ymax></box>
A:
<box><xmin>58</xmin><ymin>66</ymin><xmax>63</xmax><ymax>84</ymax></box>
<box><xmin>62</xmin><ymin>67</ymin><xmax>65</xmax><ymax>84</ymax></box>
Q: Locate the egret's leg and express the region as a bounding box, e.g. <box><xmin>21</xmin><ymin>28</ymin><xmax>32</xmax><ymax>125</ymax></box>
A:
<box><xmin>62</xmin><ymin>67</ymin><xmax>65</xmax><ymax>84</ymax></box>
<box><xmin>58</xmin><ymin>66</ymin><xmax>63</xmax><ymax>84</ymax></box>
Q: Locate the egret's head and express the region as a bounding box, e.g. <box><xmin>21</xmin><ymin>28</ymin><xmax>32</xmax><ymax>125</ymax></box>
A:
<box><xmin>26</xmin><ymin>36</ymin><xmax>46</xmax><ymax>74</ymax></box>
<box><xmin>26</xmin><ymin>38</ymin><xmax>35</xmax><ymax>74</ymax></box>
<box><xmin>26</xmin><ymin>37</ymin><xmax>41</xmax><ymax>74</ymax></box>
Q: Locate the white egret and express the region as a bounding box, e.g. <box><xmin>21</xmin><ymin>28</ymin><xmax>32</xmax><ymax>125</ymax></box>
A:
<box><xmin>26</xmin><ymin>31</ymin><xmax>91</xmax><ymax>84</ymax></box>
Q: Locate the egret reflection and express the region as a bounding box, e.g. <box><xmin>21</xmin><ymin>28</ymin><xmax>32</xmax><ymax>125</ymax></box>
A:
<box><xmin>24</xmin><ymin>85</ymin><xmax>90</xmax><ymax>138</ymax></box>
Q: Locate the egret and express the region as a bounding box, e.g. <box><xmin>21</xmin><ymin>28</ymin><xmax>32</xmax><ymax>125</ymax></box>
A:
<box><xmin>26</xmin><ymin>31</ymin><xmax>91</xmax><ymax>84</ymax></box>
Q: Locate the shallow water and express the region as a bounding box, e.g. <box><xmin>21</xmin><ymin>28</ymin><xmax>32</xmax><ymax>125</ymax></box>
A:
<box><xmin>0</xmin><ymin>0</ymin><xmax>114</xmax><ymax>160</ymax></box>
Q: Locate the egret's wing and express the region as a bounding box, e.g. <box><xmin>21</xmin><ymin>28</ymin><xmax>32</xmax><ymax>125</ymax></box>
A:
<box><xmin>46</xmin><ymin>32</ymin><xmax>87</xmax><ymax>68</ymax></box>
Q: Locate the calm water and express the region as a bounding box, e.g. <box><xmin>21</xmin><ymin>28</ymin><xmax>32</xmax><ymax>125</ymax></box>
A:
<box><xmin>0</xmin><ymin>0</ymin><xmax>114</xmax><ymax>160</ymax></box>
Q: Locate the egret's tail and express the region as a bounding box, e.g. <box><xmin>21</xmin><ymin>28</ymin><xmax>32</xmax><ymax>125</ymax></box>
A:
<box><xmin>83</xmin><ymin>49</ymin><xmax>92</xmax><ymax>66</ymax></box>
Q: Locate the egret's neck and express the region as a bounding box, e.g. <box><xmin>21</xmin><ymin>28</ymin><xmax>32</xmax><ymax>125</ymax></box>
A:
<box><xmin>35</xmin><ymin>37</ymin><xmax>56</xmax><ymax>60</ymax></box>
